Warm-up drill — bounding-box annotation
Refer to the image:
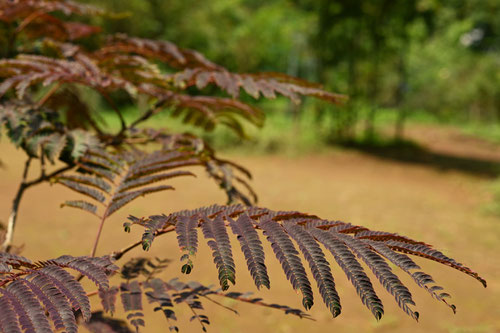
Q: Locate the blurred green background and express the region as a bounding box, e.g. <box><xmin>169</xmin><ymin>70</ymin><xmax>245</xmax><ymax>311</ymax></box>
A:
<box><xmin>77</xmin><ymin>0</ymin><xmax>499</xmax><ymax>152</ymax></box>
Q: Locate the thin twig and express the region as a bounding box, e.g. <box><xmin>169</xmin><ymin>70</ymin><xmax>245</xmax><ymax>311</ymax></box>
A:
<box><xmin>89</xmin><ymin>161</ymin><xmax>124</xmax><ymax>257</ymax></box>
<box><xmin>24</xmin><ymin>164</ymin><xmax>74</xmax><ymax>188</ymax></box>
<box><xmin>86</xmin><ymin>290</ymin><xmax>99</xmax><ymax>298</ymax></box>
<box><xmin>80</xmin><ymin>227</ymin><xmax>176</xmax><ymax>282</ymax></box>
<box><xmin>201</xmin><ymin>295</ymin><xmax>238</xmax><ymax>315</ymax></box>
<box><xmin>99</xmin><ymin>91</ymin><xmax>126</xmax><ymax>134</ymax></box>
<box><xmin>22</xmin><ymin>157</ymin><xmax>32</xmax><ymax>181</ymax></box>
<box><xmin>36</xmin><ymin>83</ymin><xmax>61</xmax><ymax>108</ymax></box>
<box><xmin>186</xmin><ymin>303</ymin><xmax>207</xmax><ymax>332</ymax></box>
<box><xmin>90</xmin><ymin>214</ymin><xmax>107</xmax><ymax>257</ymax></box>
<box><xmin>111</xmin><ymin>226</ymin><xmax>176</xmax><ymax>261</ymax></box>
<box><xmin>15</xmin><ymin>10</ymin><xmax>45</xmax><ymax>34</ymax></box>
<box><xmin>40</xmin><ymin>152</ymin><xmax>46</xmax><ymax>178</ymax></box>
<box><xmin>1</xmin><ymin>162</ymin><xmax>74</xmax><ymax>252</ymax></box>
<box><xmin>128</xmin><ymin>98</ymin><xmax>168</xmax><ymax>130</ymax></box>
<box><xmin>210</xmin><ymin>292</ymin><xmax>314</xmax><ymax>320</ymax></box>
<box><xmin>2</xmin><ymin>158</ymin><xmax>31</xmax><ymax>252</ymax></box>
<box><xmin>101</xmin><ymin>98</ymin><xmax>170</xmax><ymax>148</ymax></box>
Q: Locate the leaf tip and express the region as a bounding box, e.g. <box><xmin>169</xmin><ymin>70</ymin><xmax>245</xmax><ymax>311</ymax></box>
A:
<box><xmin>302</xmin><ymin>298</ymin><xmax>313</xmax><ymax>311</ymax></box>
<box><xmin>181</xmin><ymin>262</ymin><xmax>193</xmax><ymax>274</ymax></box>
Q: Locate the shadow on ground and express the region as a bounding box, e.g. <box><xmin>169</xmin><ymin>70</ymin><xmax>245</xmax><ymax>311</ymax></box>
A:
<box><xmin>337</xmin><ymin>138</ymin><xmax>500</xmax><ymax>178</ymax></box>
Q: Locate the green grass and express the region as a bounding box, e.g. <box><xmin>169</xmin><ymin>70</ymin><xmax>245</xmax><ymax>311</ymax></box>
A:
<box><xmin>96</xmin><ymin>100</ymin><xmax>500</xmax><ymax>155</ymax></box>
<box><xmin>98</xmin><ymin>99</ymin><xmax>335</xmax><ymax>155</ymax></box>
<box><xmin>460</xmin><ymin>123</ymin><xmax>500</xmax><ymax>144</ymax></box>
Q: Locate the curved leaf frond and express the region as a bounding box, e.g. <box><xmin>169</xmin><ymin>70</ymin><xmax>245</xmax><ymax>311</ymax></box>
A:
<box><xmin>0</xmin><ymin>253</ymin><xmax>118</xmax><ymax>333</ymax></box>
<box><xmin>334</xmin><ymin>232</ymin><xmax>418</xmax><ymax>320</ymax></box>
<box><xmin>227</xmin><ymin>214</ymin><xmax>269</xmax><ymax>290</ymax></box>
<box><xmin>171</xmin><ymin>68</ymin><xmax>347</xmax><ymax>105</ymax></box>
<box><xmin>260</xmin><ymin>218</ymin><xmax>314</xmax><ymax>310</ymax></box>
<box><xmin>368</xmin><ymin>241</ymin><xmax>456</xmax><ymax>312</ymax></box>
<box><xmin>309</xmin><ymin>228</ymin><xmax>384</xmax><ymax>320</ymax></box>
<box><xmin>58</xmin><ymin>140</ymin><xmax>257</xmax><ymax>220</ymax></box>
<box><xmin>175</xmin><ymin>215</ymin><xmax>199</xmax><ymax>275</ymax></box>
<box><xmin>97</xmin><ymin>34</ymin><xmax>220</xmax><ymax>71</ymax></box>
<box><xmin>284</xmin><ymin>221</ymin><xmax>341</xmax><ymax>317</ymax></box>
<box><xmin>200</xmin><ymin>215</ymin><xmax>236</xmax><ymax>291</ymax></box>
<box><xmin>128</xmin><ymin>205</ymin><xmax>486</xmax><ymax>321</ymax></box>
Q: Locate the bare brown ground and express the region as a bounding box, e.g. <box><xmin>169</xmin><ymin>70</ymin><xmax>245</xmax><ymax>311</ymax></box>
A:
<box><xmin>1</xmin><ymin>125</ymin><xmax>499</xmax><ymax>333</ymax></box>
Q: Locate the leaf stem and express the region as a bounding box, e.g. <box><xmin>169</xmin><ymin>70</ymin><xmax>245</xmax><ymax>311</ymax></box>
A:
<box><xmin>128</xmin><ymin>97</ymin><xmax>169</xmax><ymax>130</ymax></box>
<box><xmin>15</xmin><ymin>10</ymin><xmax>45</xmax><ymax>34</ymax></box>
<box><xmin>99</xmin><ymin>91</ymin><xmax>127</xmax><ymax>134</ymax></box>
<box><xmin>187</xmin><ymin>303</ymin><xmax>207</xmax><ymax>332</ymax></box>
<box><xmin>200</xmin><ymin>294</ymin><xmax>239</xmax><ymax>314</ymax></box>
<box><xmin>1</xmin><ymin>158</ymin><xmax>31</xmax><ymax>252</ymax></box>
<box><xmin>90</xmin><ymin>214</ymin><xmax>106</xmax><ymax>257</ymax></box>
<box><xmin>111</xmin><ymin>226</ymin><xmax>176</xmax><ymax>261</ymax></box>
<box><xmin>36</xmin><ymin>82</ymin><xmax>61</xmax><ymax>108</ymax></box>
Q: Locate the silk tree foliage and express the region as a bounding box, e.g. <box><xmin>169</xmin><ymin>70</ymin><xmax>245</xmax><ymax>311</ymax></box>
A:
<box><xmin>0</xmin><ymin>0</ymin><xmax>486</xmax><ymax>332</ymax></box>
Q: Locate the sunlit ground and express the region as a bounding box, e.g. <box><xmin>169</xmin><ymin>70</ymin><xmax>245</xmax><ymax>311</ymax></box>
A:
<box><xmin>1</xmin><ymin>124</ymin><xmax>499</xmax><ymax>333</ymax></box>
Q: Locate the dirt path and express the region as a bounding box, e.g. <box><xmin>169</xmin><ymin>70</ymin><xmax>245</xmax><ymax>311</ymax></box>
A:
<box><xmin>0</xmin><ymin>125</ymin><xmax>499</xmax><ymax>333</ymax></box>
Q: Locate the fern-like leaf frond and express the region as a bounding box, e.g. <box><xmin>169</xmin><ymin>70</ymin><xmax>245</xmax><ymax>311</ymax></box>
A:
<box><xmin>367</xmin><ymin>241</ymin><xmax>455</xmax><ymax>312</ymax></box>
<box><xmin>56</xmin><ymin>149</ymin><xmax>195</xmax><ymax>219</ymax></box>
<box><xmin>98</xmin><ymin>34</ymin><xmax>220</xmax><ymax>71</ymax></box>
<box><xmin>175</xmin><ymin>215</ymin><xmax>199</xmax><ymax>275</ymax></box>
<box><xmin>284</xmin><ymin>221</ymin><xmax>341</xmax><ymax>317</ymax></box>
<box><xmin>58</xmin><ymin>143</ymin><xmax>257</xmax><ymax>221</ymax></box>
<box><xmin>260</xmin><ymin>218</ymin><xmax>314</xmax><ymax>309</ymax></box>
<box><xmin>171</xmin><ymin>68</ymin><xmax>347</xmax><ymax>104</ymax></box>
<box><xmin>0</xmin><ymin>294</ymin><xmax>22</xmax><ymax>333</ymax></box>
<box><xmin>56</xmin><ymin>178</ymin><xmax>106</xmax><ymax>203</ymax></box>
<box><xmin>200</xmin><ymin>215</ymin><xmax>236</xmax><ymax>291</ymax></box>
<box><xmin>0</xmin><ymin>253</ymin><xmax>118</xmax><ymax>333</ymax></box>
<box><xmin>30</xmin><ymin>274</ymin><xmax>78</xmax><ymax>333</ymax></box>
<box><xmin>127</xmin><ymin>205</ymin><xmax>486</xmax><ymax>321</ymax></box>
<box><xmin>60</xmin><ymin>200</ymin><xmax>99</xmax><ymax>216</ymax></box>
<box><xmin>227</xmin><ymin>214</ymin><xmax>269</xmax><ymax>290</ymax></box>
<box><xmin>309</xmin><ymin>228</ymin><xmax>384</xmax><ymax>320</ymax></box>
<box><xmin>335</xmin><ymin>232</ymin><xmax>419</xmax><ymax>320</ymax></box>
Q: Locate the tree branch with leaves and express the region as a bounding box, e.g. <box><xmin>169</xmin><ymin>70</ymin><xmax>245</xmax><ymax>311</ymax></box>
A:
<box><xmin>0</xmin><ymin>1</ymin><xmax>486</xmax><ymax>332</ymax></box>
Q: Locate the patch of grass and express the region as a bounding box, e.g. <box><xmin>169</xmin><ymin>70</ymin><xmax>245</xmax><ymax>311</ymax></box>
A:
<box><xmin>460</xmin><ymin>122</ymin><xmax>500</xmax><ymax>145</ymax></box>
<box><xmin>481</xmin><ymin>177</ymin><xmax>500</xmax><ymax>217</ymax></box>
<box><xmin>97</xmin><ymin>99</ymin><xmax>334</xmax><ymax>155</ymax></box>
<box><xmin>96</xmin><ymin>101</ymin><xmax>500</xmax><ymax>155</ymax></box>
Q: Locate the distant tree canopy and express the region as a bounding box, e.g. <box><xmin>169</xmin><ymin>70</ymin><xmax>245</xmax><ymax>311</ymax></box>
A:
<box><xmin>75</xmin><ymin>0</ymin><xmax>499</xmax><ymax>139</ymax></box>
